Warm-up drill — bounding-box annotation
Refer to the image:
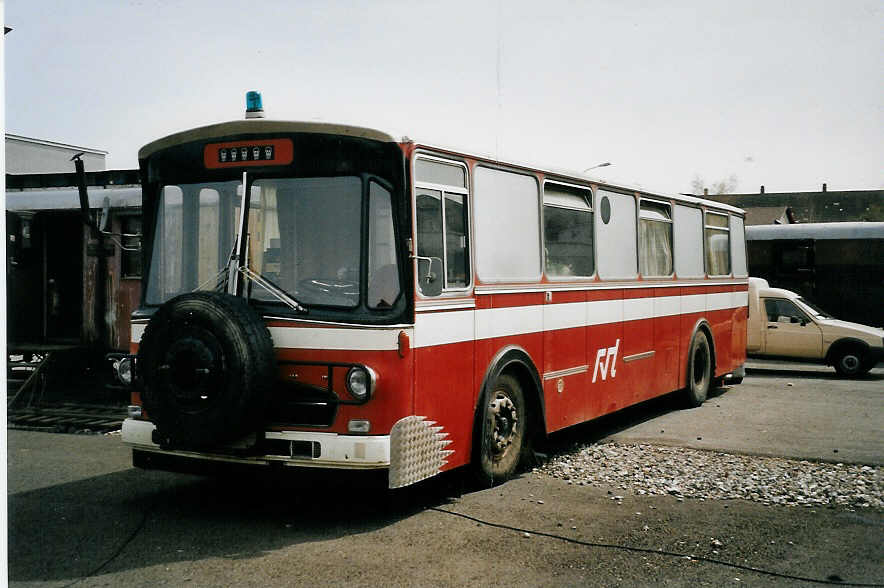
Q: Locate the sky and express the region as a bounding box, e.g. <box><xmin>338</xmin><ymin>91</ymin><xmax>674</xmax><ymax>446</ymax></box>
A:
<box><xmin>3</xmin><ymin>0</ymin><xmax>883</xmax><ymax>195</ymax></box>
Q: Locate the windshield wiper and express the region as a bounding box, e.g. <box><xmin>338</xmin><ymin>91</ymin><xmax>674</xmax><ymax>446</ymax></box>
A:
<box><xmin>239</xmin><ymin>266</ymin><xmax>308</xmax><ymax>313</ymax></box>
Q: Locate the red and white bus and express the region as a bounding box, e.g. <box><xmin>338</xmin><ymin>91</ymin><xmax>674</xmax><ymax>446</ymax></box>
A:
<box><xmin>120</xmin><ymin>93</ymin><xmax>748</xmax><ymax>488</ymax></box>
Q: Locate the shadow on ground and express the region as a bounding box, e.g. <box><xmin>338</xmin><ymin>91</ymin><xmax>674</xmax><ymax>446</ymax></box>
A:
<box><xmin>8</xmin><ymin>465</ymin><xmax>471</xmax><ymax>583</ymax></box>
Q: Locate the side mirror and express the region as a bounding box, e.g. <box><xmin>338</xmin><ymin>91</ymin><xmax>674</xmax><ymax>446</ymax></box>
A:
<box><xmin>416</xmin><ymin>256</ymin><xmax>443</xmax><ymax>297</ymax></box>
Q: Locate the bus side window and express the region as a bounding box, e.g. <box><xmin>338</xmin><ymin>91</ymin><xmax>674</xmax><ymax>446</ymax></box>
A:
<box><xmin>414</xmin><ymin>157</ymin><xmax>470</xmax><ymax>295</ymax></box>
<box><xmin>639</xmin><ymin>200</ymin><xmax>673</xmax><ymax>277</ymax></box>
<box><xmin>673</xmin><ymin>205</ymin><xmax>704</xmax><ymax>278</ymax></box>
<box><xmin>730</xmin><ymin>214</ymin><xmax>748</xmax><ymax>278</ymax></box>
<box><xmin>543</xmin><ymin>182</ymin><xmax>594</xmax><ymax>278</ymax></box>
<box><xmin>595</xmin><ymin>189</ymin><xmax>637</xmax><ymax>280</ymax></box>
<box><xmin>705</xmin><ymin>211</ymin><xmax>731</xmax><ymax>276</ymax></box>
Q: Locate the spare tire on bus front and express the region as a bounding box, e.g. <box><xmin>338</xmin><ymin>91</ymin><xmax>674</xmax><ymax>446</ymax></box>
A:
<box><xmin>137</xmin><ymin>291</ymin><xmax>276</xmax><ymax>449</ymax></box>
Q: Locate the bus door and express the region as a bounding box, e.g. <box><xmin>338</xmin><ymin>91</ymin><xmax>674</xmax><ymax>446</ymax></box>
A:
<box><xmin>412</xmin><ymin>155</ymin><xmax>475</xmax><ymax>468</ymax></box>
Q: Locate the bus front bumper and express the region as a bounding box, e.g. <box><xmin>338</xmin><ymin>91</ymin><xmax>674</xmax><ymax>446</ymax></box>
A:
<box><xmin>122</xmin><ymin>418</ymin><xmax>390</xmax><ymax>470</ymax></box>
<box><xmin>122</xmin><ymin>415</ymin><xmax>454</xmax><ymax>488</ymax></box>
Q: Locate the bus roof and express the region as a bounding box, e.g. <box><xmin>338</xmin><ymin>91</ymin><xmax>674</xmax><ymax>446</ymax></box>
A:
<box><xmin>411</xmin><ymin>141</ymin><xmax>745</xmax><ymax>215</ymax></box>
<box><xmin>746</xmin><ymin>222</ymin><xmax>884</xmax><ymax>241</ymax></box>
<box><xmin>138</xmin><ymin>119</ymin><xmax>399</xmax><ymax>160</ymax></box>
<box><xmin>137</xmin><ymin>118</ymin><xmax>744</xmax><ymax>215</ymax></box>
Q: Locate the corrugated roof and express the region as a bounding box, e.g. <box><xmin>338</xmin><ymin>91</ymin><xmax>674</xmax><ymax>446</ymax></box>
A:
<box><xmin>5</xmin><ymin>186</ymin><xmax>141</xmax><ymax>212</ymax></box>
<box><xmin>746</xmin><ymin>222</ymin><xmax>884</xmax><ymax>241</ymax></box>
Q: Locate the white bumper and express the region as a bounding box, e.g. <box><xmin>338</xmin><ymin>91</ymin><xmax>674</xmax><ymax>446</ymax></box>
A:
<box><xmin>122</xmin><ymin>418</ymin><xmax>390</xmax><ymax>470</ymax></box>
<box><xmin>123</xmin><ymin>415</ymin><xmax>456</xmax><ymax>488</ymax></box>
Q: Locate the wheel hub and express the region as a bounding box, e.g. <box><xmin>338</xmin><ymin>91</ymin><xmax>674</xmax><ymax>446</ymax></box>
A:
<box><xmin>489</xmin><ymin>394</ymin><xmax>518</xmax><ymax>454</ymax></box>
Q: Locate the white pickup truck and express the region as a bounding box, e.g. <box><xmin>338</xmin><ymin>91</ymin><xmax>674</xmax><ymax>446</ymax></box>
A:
<box><xmin>747</xmin><ymin>278</ymin><xmax>884</xmax><ymax>376</ymax></box>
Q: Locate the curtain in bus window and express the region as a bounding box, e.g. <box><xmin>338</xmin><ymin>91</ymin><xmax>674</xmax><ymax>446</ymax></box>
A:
<box><xmin>639</xmin><ymin>219</ymin><xmax>673</xmax><ymax>276</ymax></box>
<box><xmin>367</xmin><ymin>182</ymin><xmax>401</xmax><ymax>308</ymax></box>
<box><xmin>197</xmin><ymin>188</ymin><xmax>221</xmax><ymax>288</ymax></box>
<box><xmin>705</xmin><ymin>213</ymin><xmax>730</xmax><ymax>275</ymax></box>
<box><xmin>147</xmin><ymin>186</ymin><xmax>184</xmax><ymax>303</ymax></box>
<box><xmin>146</xmin><ymin>181</ymin><xmax>239</xmax><ymax>305</ymax></box>
<box><xmin>639</xmin><ymin>202</ymin><xmax>673</xmax><ymax>277</ymax></box>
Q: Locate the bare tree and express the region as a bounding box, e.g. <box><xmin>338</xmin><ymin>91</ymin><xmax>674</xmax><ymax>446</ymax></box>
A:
<box><xmin>691</xmin><ymin>174</ymin><xmax>739</xmax><ymax>195</ymax></box>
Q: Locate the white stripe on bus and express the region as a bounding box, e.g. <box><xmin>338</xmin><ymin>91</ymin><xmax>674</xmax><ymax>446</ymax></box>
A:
<box><xmin>131</xmin><ymin>291</ymin><xmax>748</xmax><ymax>350</ymax></box>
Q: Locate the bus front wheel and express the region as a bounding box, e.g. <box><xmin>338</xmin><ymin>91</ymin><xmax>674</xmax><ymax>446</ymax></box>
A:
<box><xmin>475</xmin><ymin>373</ymin><xmax>527</xmax><ymax>485</ymax></box>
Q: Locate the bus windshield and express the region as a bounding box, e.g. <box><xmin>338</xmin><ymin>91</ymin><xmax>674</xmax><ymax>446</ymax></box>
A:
<box><xmin>145</xmin><ymin>175</ymin><xmax>401</xmax><ymax>310</ymax></box>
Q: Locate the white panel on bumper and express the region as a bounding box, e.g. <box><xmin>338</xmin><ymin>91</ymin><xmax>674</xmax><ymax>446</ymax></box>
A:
<box><xmin>122</xmin><ymin>419</ymin><xmax>390</xmax><ymax>469</ymax></box>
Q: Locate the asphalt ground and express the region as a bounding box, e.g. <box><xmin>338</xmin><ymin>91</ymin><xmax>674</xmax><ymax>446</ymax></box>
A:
<box><xmin>6</xmin><ymin>360</ymin><xmax>884</xmax><ymax>587</ymax></box>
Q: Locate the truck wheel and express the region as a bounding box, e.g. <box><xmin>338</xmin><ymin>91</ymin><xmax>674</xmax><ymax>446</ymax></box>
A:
<box><xmin>137</xmin><ymin>292</ymin><xmax>276</xmax><ymax>448</ymax></box>
<box><xmin>833</xmin><ymin>347</ymin><xmax>871</xmax><ymax>377</ymax></box>
<box><xmin>475</xmin><ymin>373</ymin><xmax>527</xmax><ymax>485</ymax></box>
<box><xmin>684</xmin><ymin>330</ymin><xmax>712</xmax><ymax>407</ymax></box>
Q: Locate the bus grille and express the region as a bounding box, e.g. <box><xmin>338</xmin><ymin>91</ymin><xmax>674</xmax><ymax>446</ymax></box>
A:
<box><xmin>267</xmin><ymin>384</ymin><xmax>338</xmax><ymax>428</ymax></box>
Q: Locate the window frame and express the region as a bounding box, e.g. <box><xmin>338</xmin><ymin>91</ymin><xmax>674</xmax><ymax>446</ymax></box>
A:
<box><xmin>542</xmin><ymin>179</ymin><xmax>595</xmax><ymax>281</ymax></box>
<box><xmin>117</xmin><ymin>212</ymin><xmax>144</xmax><ymax>279</ymax></box>
<box><xmin>412</xmin><ymin>153</ymin><xmax>472</xmax><ymax>295</ymax></box>
<box><xmin>638</xmin><ymin>197</ymin><xmax>674</xmax><ymax>278</ymax></box>
<box><xmin>763</xmin><ymin>297</ymin><xmax>812</xmax><ymax>325</ymax></box>
<box><xmin>704</xmin><ymin>210</ymin><xmax>732</xmax><ymax>277</ymax></box>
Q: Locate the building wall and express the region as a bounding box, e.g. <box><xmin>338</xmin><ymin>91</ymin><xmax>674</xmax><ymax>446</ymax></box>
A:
<box><xmin>6</xmin><ymin>134</ymin><xmax>106</xmax><ymax>173</ymax></box>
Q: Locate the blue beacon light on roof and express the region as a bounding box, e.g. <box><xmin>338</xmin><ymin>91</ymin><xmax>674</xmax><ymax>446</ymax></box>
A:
<box><xmin>245</xmin><ymin>91</ymin><xmax>265</xmax><ymax>119</ymax></box>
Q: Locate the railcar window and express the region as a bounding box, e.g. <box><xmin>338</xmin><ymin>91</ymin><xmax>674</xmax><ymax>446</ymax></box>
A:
<box><xmin>704</xmin><ymin>211</ymin><xmax>731</xmax><ymax>276</ymax></box>
<box><xmin>639</xmin><ymin>200</ymin><xmax>673</xmax><ymax>277</ymax></box>
<box><xmin>543</xmin><ymin>182</ymin><xmax>594</xmax><ymax>278</ymax></box>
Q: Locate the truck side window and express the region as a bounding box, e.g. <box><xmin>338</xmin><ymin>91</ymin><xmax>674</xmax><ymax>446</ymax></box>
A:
<box><xmin>764</xmin><ymin>298</ymin><xmax>810</xmax><ymax>324</ymax></box>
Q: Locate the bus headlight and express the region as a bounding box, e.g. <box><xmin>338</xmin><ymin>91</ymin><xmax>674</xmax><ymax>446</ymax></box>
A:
<box><xmin>345</xmin><ymin>366</ymin><xmax>375</xmax><ymax>401</ymax></box>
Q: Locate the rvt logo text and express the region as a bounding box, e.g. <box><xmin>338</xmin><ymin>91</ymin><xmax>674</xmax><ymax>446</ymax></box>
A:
<box><xmin>592</xmin><ymin>339</ymin><xmax>620</xmax><ymax>383</ymax></box>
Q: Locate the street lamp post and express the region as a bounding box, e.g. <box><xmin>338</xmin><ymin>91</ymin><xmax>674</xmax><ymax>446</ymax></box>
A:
<box><xmin>583</xmin><ymin>162</ymin><xmax>611</xmax><ymax>173</ymax></box>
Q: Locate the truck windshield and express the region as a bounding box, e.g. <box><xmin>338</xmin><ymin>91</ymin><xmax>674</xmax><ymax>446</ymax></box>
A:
<box><xmin>145</xmin><ymin>176</ymin><xmax>401</xmax><ymax>310</ymax></box>
<box><xmin>796</xmin><ymin>297</ymin><xmax>832</xmax><ymax>319</ymax></box>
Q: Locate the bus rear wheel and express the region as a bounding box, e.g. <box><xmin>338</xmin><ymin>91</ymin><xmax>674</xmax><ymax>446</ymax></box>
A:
<box><xmin>684</xmin><ymin>330</ymin><xmax>712</xmax><ymax>408</ymax></box>
<box><xmin>475</xmin><ymin>374</ymin><xmax>527</xmax><ymax>485</ymax></box>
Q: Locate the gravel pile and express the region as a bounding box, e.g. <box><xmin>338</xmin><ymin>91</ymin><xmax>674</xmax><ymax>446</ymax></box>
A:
<box><xmin>536</xmin><ymin>443</ymin><xmax>882</xmax><ymax>509</ymax></box>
